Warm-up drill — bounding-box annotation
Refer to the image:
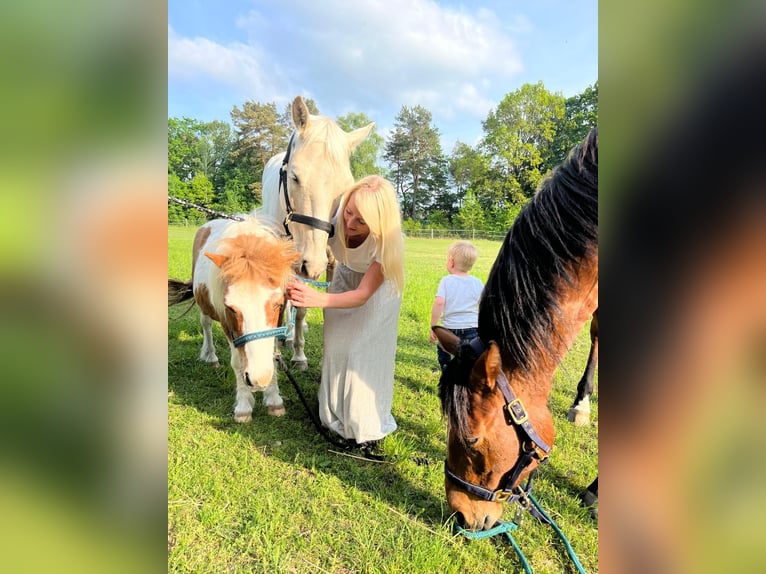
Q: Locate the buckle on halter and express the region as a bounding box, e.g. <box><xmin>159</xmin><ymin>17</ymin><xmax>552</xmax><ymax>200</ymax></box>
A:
<box><xmin>524</xmin><ymin>440</ymin><xmax>549</xmax><ymax>462</ymax></box>
<box><xmin>507</xmin><ymin>398</ymin><xmax>528</xmax><ymax>425</ymax></box>
<box><xmin>494</xmin><ymin>490</ymin><xmax>512</xmax><ymax>503</ymax></box>
<box><xmin>513</xmin><ymin>486</ymin><xmax>531</xmax><ymax>509</ymax></box>
<box><xmin>284</xmin><ymin>212</ymin><xmax>293</xmax><ymax>224</ymax></box>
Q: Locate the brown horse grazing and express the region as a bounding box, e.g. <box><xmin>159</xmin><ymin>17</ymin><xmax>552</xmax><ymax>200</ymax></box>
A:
<box><xmin>435</xmin><ymin>128</ymin><xmax>598</xmax><ymax>531</ymax></box>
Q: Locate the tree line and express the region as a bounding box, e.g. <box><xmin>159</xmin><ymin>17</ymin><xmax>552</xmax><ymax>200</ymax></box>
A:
<box><xmin>168</xmin><ymin>81</ymin><xmax>597</xmax><ymax>231</ymax></box>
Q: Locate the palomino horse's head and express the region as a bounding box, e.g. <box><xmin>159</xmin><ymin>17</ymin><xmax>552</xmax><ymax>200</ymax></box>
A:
<box><xmin>436</xmin><ymin>329</ymin><xmax>555</xmax><ymax>531</ymax></box>
<box><xmin>205</xmin><ymin>232</ymin><xmax>299</xmax><ymax>389</ymax></box>
<box><xmin>275</xmin><ymin>96</ymin><xmax>374</xmax><ymax>279</ymax></box>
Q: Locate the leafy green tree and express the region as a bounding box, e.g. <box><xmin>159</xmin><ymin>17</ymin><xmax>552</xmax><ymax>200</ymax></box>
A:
<box><xmin>337</xmin><ymin>112</ymin><xmax>383</xmax><ymax>177</ymax></box>
<box><xmin>446</xmin><ymin>142</ymin><xmax>491</xmax><ymax>219</ymax></box>
<box><xmin>230</xmin><ymin>101</ymin><xmax>289</xmax><ymax>173</ymax></box>
<box><xmin>168</xmin><ymin>117</ymin><xmax>205</xmax><ymax>182</ymax></box>
<box><xmin>383</xmin><ymin>105</ymin><xmax>448</xmax><ymax>221</ymax></box>
<box><xmin>545</xmin><ymin>82</ymin><xmax>598</xmax><ymax>171</ymax></box>
<box><xmin>454</xmin><ymin>189</ymin><xmax>485</xmax><ymax>231</ymax></box>
<box><xmin>481</xmin><ymin>82</ymin><xmax>565</xmax><ymax>203</ymax></box>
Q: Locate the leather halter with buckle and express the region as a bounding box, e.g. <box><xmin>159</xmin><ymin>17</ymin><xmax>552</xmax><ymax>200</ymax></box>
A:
<box><xmin>279</xmin><ymin>133</ymin><xmax>335</xmax><ymax>238</ymax></box>
<box><xmin>444</xmin><ymin>338</ymin><xmax>551</xmax><ymax>509</ymax></box>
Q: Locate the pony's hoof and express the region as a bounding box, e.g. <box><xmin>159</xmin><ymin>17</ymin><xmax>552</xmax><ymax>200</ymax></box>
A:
<box><xmin>567</xmin><ymin>407</ymin><xmax>590</xmax><ymax>426</ymax></box>
<box><xmin>292</xmin><ymin>360</ymin><xmax>308</xmax><ymax>372</ymax></box>
<box><xmin>234</xmin><ymin>412</ymin><xmax>252</xmax><ymax>423</ymax></box>
<box><xmin>580</xmin><ymin>490</ymin><xmax>598</xmax><ymax>522</ymax></box>
<box><xmin>267</xmin><ymin>405</ymin><xmax>286</xmax><ymax>417</ymax></box>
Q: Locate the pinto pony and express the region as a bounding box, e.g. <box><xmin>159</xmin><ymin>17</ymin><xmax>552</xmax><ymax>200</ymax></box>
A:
<box><xmin>435</xmin><ymin>128</ymin><xmax>598</xmax><ymax>531</ymax></box>
<box><xmin>168</xmin><ymin>216</ymin><xmax>299</xmax><ymax>423</ymax></box>
<box><xmin>259</xmin><ymin>96</ymin><xmax>374</xmax><ymax>370</ymax></box>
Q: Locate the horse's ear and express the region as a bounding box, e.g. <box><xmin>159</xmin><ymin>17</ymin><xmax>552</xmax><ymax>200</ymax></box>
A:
<box><xmin>292</xmin><ymin>96</ymin><xmax>311</xmax><ymax>133</ymax></box>
<box><xmin>483</xmin><ymin>342</ymin><xmax>503</xmax><ymax>391</ymax></box>
<box><xmin>433</xmin><ymin>326</ymin><xmax>460</xmax><ymax>356</ymax></box>
<box><xmin>204</xmin><ymin>251</ymin><xmax>226</xmax><ymax>268</ymax></box>
<box><xmin>347</xmin><ymin>122</ymin><xmax>374</xmax><ymax>152</ymax></box>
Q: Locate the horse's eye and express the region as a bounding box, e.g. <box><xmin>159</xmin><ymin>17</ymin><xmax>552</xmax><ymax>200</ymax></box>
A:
<box><xmin>291</xmin><ymin>174</ymin><xmax>300</xmax><ymax>184</ymax></box>
<box><xmin>465</xmin><ymin>437</ymin><xmax>480</xmax><ymax>447</ymax></box>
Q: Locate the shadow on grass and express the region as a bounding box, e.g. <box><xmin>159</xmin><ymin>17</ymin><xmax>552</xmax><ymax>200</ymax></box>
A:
<box><xmin>168</xmin><ymin>309</ymin><xmax>453</xmax><ymax>532</ymax></box>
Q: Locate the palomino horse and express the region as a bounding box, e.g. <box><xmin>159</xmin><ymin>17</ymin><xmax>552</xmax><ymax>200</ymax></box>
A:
<box><xmin>168</xmin><ymin>216</ymin><xmax>299</xmax><ymax>422</ymax></box>
<box><xmin>259</xmin><ymin>95</ymin><xmax>373</xmax><ymax>370</ymax></box>
<box><xmin>435</xmin><ymin>128</ymin><xmax>598</xmax><ymax>531</ymax></box>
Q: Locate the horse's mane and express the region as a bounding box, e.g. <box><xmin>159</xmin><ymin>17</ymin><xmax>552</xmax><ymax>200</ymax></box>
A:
<box><xmin>478</xmin><ymin>128</ymin><xmax>598</xmax><ymax>374</ymax></box>
<box><xmin>216</xmin><ymin>233</ymin><xmax>298</xmax><ymax>289</ymax></box>
<box><xmin>439</xmin><ymin>129</ymin><xmax>598</xmax><ymax>433</ymax></box>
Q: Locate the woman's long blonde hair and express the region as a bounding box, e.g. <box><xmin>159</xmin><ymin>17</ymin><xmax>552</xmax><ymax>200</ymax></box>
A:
<box><xmin>336</xmin><ymin>175</ymin><xmax>404</xmax><ymax>294</ymax></box>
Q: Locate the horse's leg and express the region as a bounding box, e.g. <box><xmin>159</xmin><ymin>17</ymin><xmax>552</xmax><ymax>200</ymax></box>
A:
<box><xmin>198</xmin><ymin>311</ymin><xmax>220</xmax><ymax>367</ymax></box>
<box><xmin>283</xmin><ymin>301</ymin><xmax>295</xmax><ymax>350</ymax></box>
<box><xmin>580</xmin><ymin>476</ymin><xmax>598</xmax><ymax>520</ymax></box>
<box><xmin>325</xmin><ymin>246</ymin><xmax>336</xmax><ymax>284</ymax></box>
<box><xmin>262</xmin><ymin>365</ymin><xmax>286</xmax><ymax>417</ymax></box>
<box><xmin>291</xmin><ymin>306</ymin><xmax>309</xmax><ymax>371</ymax></box>
<box><xmin>230</xmin><ymin>348</ymin><xmax>255</xmax><ymax>423</ymax></box>
<box><xmin>568</xmin><ymin>311</ymin><xmax>599</xmax><ymax>425</ymax></box>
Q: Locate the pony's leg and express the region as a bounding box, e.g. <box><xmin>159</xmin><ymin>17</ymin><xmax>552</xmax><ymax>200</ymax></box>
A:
<box><xmin>568</xmin><ymin>312</ymin><xmax>599</xmax><ymax>425</ymax></box>
<box><xmin>198</xmin><ymin>311</ymin><xmax>220</xmax><ymax>367</ymax></box>
<box><xmin>580</xmin><ymin>476</ymin><xmax>598</xmax><ymax>520</ymax></box>
<box><xmin>291</xmin><ymin>306</ymin><xmax>308</xmax><ymax>371</ymax></box>
<box><xmin>262</xmin><ymin>364</ymin><xmax>286</xmax><ymax>417</ymax></box>
<box><xmin>230</xmin><ymin>348</ymin><xmax>255</xmax><ymax>423</ymax></box>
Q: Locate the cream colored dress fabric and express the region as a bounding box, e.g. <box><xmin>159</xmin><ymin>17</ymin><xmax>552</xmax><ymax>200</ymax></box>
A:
<box><xmin>318</xmin><ymin>232</ymin><xmax>401</xmax><ymax>442</ymax></box>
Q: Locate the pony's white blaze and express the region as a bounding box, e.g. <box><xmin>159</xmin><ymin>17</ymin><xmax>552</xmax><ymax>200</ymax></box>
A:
<box><xmin>225</xmin><ymin>281</ymin><xmax>281</xmax><ymax>389</ymax></box>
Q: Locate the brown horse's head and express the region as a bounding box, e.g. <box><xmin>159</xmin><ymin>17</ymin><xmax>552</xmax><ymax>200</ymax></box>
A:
<box><xmin>437</xmin><ymin>329</ymin><xmax>555</xmax><ymax>530</ymax></box>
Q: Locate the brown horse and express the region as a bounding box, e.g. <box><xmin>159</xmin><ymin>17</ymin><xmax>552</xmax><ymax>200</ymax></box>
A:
<box><xmin>435</xmin><ymin>128</ymin><xmax>598</xmax><ymax>530</ymax></box>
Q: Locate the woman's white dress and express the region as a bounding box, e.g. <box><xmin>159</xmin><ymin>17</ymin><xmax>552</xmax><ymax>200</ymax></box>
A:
<box><xmin>318</xmin><ymin>232</ymin><xmax>401</xmax><ymax>443</ymax></box>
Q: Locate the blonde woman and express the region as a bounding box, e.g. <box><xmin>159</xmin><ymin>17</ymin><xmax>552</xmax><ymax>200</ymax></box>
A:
<box><xmin>287</xmin><ymin>175</ymin><xmax>404</xmax><ymax>453</ymax></box>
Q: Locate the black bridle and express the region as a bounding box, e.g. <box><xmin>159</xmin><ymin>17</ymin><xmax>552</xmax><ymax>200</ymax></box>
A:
<box><xmin>444</xmin><ymin>338</ymin><xmax>551</xmax><ymax>512</ymax></box>
<box><xmin>279</xmin><ymin>133</ymin><xmax>335</xmax><ymax>238</ymax></box>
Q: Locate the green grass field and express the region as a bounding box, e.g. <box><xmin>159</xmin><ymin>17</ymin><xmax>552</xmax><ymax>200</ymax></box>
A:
<box><xmin>168</xmin><ymin>225</ymin><xmax>598</xmax><ymax>573</ymax></box>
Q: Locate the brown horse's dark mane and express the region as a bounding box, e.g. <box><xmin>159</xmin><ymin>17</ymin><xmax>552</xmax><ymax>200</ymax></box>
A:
<box><xmin>439</xmin><ymin>128</ymin><xmax>598</xmax><ymax>433</ymax></box>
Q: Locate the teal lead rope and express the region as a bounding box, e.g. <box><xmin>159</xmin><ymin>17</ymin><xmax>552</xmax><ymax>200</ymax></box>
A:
<box><xmin>454</xmin><ymin>494</ymin><xmax>588</xmax><ymax>574</ymax></box>
<box><xmin>455</xmin><ymin>520</ymin><xmax>533</xmax><ymax>574</ymax></box>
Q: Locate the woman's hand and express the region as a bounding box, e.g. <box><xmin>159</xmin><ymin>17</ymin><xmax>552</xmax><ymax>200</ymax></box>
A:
<box><xmin>287</xmin><ymin>279</ymin><xmax>324</xmax><ymax>308</ymax></box>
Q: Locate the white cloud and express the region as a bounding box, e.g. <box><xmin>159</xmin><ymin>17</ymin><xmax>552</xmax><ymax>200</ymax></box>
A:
<box><xmin>168</xmin><ymin>26</ymin><xmax>283</xmax><ymax>102</ymax></box>
<box><xmin>230</xmin><ymin>0</ymin><xmax>523</xmax><ymax>120</ymax></box>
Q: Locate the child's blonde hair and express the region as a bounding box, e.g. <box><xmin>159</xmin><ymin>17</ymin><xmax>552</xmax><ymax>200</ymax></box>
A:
<box><xmin>336</xmin><ymin>175</ymin><xmax>405</xmax><ymax>294</ymax></box>
<box><xmin>448</xmin><ymin>241</ymin><xmax>478</xmax><ymax>272</ymax></box>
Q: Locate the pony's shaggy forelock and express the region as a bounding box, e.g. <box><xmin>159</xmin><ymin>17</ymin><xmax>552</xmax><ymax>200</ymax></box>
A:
<box><xmin>216</xmin><ymin>233</ymin><xmax>298</xmax><ymax>289</ymax></box>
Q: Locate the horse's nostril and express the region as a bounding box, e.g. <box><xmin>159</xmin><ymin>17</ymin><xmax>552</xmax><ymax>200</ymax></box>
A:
<box><xmin>245</xmin><ymin>372</ymin><xmax>253</xmax><ymax>387</ymax></box>
<box><xmin>300</xmin><ymin>262</ymin><xmax>308</xmax><ymax>276</ymax></box>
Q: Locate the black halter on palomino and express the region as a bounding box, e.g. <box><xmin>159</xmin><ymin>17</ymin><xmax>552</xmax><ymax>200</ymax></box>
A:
<box><xmin>279</xmin><ymin>134</ymin><xmax>335</xmax><ymax>238</ymax></box>
<box><xmin>443</xmin><ymin>337</ymin><xmax>552</xmax><ymax>521</ymax></box>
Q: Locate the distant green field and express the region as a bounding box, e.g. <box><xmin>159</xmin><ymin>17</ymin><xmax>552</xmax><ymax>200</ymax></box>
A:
<box><xmin>168</xmin><ymin>225</ymin><xmax>598</xmax><ymax>573</ymax></box>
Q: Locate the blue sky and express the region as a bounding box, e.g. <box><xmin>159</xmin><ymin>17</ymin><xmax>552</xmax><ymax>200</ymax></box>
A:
<box><xmin>168</xmin><ymin>0</ymin><xmax>597</xmax><ymax>152</ymax></box>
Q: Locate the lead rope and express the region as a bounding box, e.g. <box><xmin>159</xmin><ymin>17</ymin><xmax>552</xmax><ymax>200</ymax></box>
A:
<box><xmin>454</xmin><ymin>495</ymin><xmax>588</xmax><ymax>574</ymax></box>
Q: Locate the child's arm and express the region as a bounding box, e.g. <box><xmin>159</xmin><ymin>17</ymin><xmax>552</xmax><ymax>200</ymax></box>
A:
<box><xmin>429</xmin><ymin>296</ymin><xmax>445</xmax><ymax>342</ymax></box>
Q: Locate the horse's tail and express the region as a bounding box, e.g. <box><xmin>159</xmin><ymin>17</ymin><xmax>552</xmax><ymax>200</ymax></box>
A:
<box><xmin>168</xmin><ymin>279</ymin><xmax>194</xmax><ymax>307</ymax></box>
